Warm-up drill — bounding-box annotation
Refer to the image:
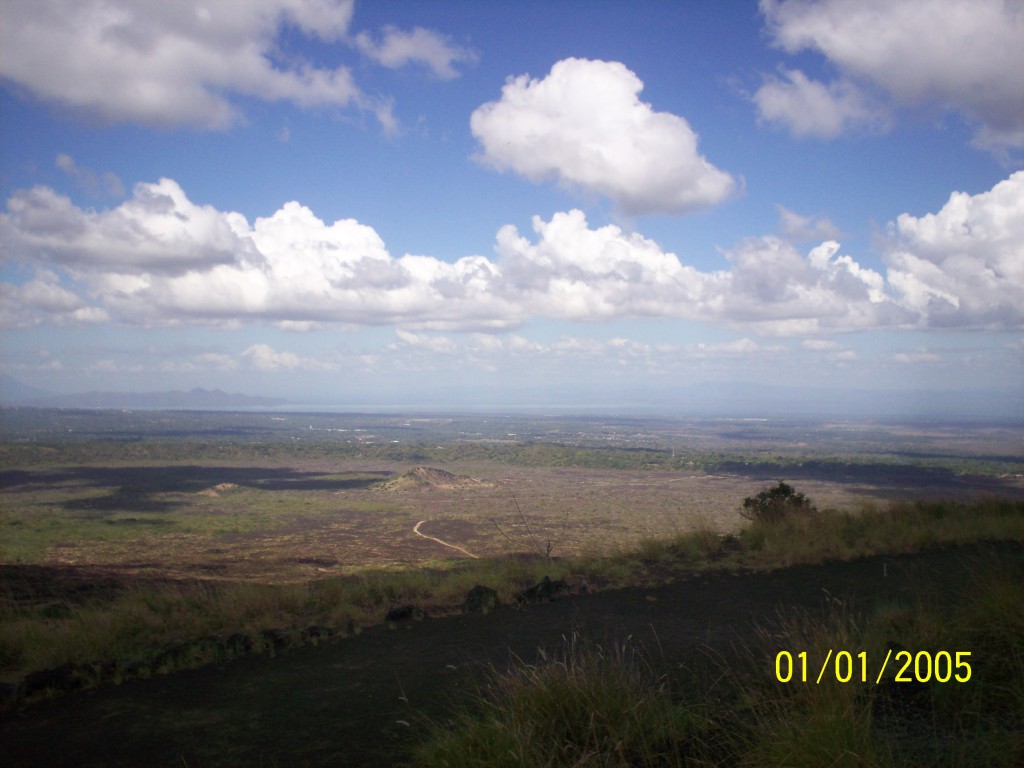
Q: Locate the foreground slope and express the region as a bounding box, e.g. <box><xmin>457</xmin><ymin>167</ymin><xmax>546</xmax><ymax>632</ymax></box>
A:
<box><xmin>2</xmin><ymin>541</ymin><xmax>1018</xmax><ymax>767</ymax></box>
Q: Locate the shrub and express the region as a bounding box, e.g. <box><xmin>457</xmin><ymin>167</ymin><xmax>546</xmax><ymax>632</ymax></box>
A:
<box><xmin>413</xmin><ymin>634</ymin><xmax>708</xmax><ymax>767</ymax></box>
<box><xmin>740</xmin><ymin>481</ymin><xmax>816</xmax><ymax>524</ymax></box>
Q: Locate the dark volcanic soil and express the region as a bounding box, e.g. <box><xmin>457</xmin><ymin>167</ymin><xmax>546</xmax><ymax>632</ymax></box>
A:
<box><xmin>1</xmin><ymin>542</ymin><xmax>1019</xmax><ymax>767</ymax></box>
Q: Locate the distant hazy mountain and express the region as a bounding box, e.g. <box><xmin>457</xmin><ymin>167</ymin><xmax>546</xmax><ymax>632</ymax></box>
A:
<box><xmin>2</xmin><ymin>380</ymin><xmax>286</xmax><ymax>410</ymax></box>
<box><xmin>0</xmin><ymin>374</ymin><xmax>50</xmax><ymax>403</ymax></box>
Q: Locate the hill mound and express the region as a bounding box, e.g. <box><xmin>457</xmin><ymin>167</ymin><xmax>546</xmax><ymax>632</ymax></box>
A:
<box><xmin>380</xmin><ymin>466</ymin><xmax>486</xmax><ymax>490</ymax></box>
<box><xmin>196</xmin><ymin>483</ymin><xmax>240</xmax><ymax>498</ymax></box>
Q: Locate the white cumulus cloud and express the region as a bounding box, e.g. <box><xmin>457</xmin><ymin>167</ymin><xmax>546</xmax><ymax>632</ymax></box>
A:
<box><xmin>713</xmin><ymin>237</ymin><xmax>903</xmax><ymax>335</ymax></box>
<box><xmin>758</xmin><ymin>0</ymin><xmax>1024</xmax><ymax>150</ymax></box>
<box><xmin>470</xmin><ymin>58</ymin><xmax>736</xmax><ymax>215</ymax></box>
<box><xmin>493</xmin><ymin>209</ymin><xmax>718</xmax><ymax>320</ymax></box>
<box><xmin>0</xmin><ymin>179</ymin><xmax>518</xmax><ymax>330</ymax></box>
<box><xmin>0</xmin><ymin>179</ymin><xmax>252</xmax><ymax>275</ymax></box>
<box><xmin>3</xmin><ymin>173</ymin><xmax>1021</xmax><ymax>335</ymax></box>
<box><xmin>885</xmin><ymin>171</ymin><xmax>1024</xmax><ymax>329</ymax></box>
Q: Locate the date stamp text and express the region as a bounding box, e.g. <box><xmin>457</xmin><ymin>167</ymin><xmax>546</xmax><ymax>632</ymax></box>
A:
<box><xmin>774</xmin><ymin>650</ymin><xmax>972</xmax><ymax>685</ymax></box>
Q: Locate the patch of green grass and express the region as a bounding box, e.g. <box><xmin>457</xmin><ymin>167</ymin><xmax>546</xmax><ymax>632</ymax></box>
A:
<box><xmin>0</xmin><ymin>468</ymin><xmax>405</xmax><ymax>568</ymax></box>
<box><xmin>716</xmin><ymin>552</ymin><xmax>1024</xmax><ymax>767</ymax></box>
<box><xmin>413</xmin><ymin>634</ymin><xmax>709</xmax><ymax>768</ymax></box>
<box><xmin>0</xmin><ymin>504</ymin><xmax>177</xmax><ymax>563</ymax></box>
<box><xmin>738</xmin><ymin>498</ymin><xmax>1024</xmax><ymax>566</ymax></box>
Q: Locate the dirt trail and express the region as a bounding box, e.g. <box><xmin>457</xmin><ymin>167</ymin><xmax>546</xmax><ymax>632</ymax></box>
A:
<box><xmin>413</xmin><ymin>519</ymin><xmax>480</xmax><ymax>559</ymax></box>
<box><xmin>1</xmin><ymin>542</ymin><xmax>1019</xmax><ymax>767</ymax></box>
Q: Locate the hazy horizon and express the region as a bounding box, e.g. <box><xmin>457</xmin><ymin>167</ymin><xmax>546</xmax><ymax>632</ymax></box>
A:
<box><xmin>3</xmin><ymin>373</ymin><xmax>1020</xmax><ymax>423</ymax></box>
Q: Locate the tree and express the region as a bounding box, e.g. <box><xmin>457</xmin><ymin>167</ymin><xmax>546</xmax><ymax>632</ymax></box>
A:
<box><xmin>740</xmin><ymin>480</ymin><xmax>816</xmax><ymax>524</ymax></box>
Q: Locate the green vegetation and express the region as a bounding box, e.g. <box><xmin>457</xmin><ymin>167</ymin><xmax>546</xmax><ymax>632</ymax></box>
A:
<box><xmin>0</xmin><ymin>478</ymin><xmax>393</xmax><ymax>568</ymax></box>
<box><xmin>730</xmin><ymin>555</ymin><xmax>1024</xmax><ymax>767</ymax></box>
<box><xmin>738</xmin><ymin>497</ymin><xmax>1024</xmax><ymax>566</ymax></box>
<box><xmin>741</xmin><ymin>480</ymin><xmax>817</xmax><ymax>524</ymax></box>
<box><xmin>413</xmin><ymin>634</ymin><xmax>706</xmax><ymax>768</ymax></box>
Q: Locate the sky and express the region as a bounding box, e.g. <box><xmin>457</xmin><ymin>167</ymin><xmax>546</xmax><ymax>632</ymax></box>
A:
<box><xmin>1</xmin><ymin>0</ymin><xmax>1022</xmax><ymax>417</ymax></box>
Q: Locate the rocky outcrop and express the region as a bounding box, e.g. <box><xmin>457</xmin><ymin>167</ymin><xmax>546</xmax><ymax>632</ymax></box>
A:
<box><xmin>379</xmin><ymin>466</ymin><xmax>490</xmax><ymax>491</ymax></box>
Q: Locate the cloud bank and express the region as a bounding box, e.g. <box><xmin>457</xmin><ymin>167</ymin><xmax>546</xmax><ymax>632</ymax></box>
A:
<box><xmin>0</xmin><ymin>0</ymin><xmax>474</xmax><ymax>130</ymax></box>
<box><xmin>757</xmin><ymin>0</ymin><xmax>1024</xmax><ymax>150</ymax></box>
<box><xmin>470</xmin><ymin>58</ymin><xmax>736</xmax><ymax>215</ymax></box>
<box><xmin>2</xmin><ymin>172</ymin><xmax>1022</xmax><ymax>334</ymax></box>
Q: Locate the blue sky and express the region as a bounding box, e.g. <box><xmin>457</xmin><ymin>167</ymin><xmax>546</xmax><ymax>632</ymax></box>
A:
<box><xmin>1</xmin><ymin>0</ymin><xmax>1022</xmax><ymax>416</ymax></box>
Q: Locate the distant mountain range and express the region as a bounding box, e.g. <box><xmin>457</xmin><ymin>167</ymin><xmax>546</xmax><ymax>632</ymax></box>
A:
<box><xmin>0</xmin><ymin>376</ymin><xmax>286</xmax><ymax>409</ymax></box>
